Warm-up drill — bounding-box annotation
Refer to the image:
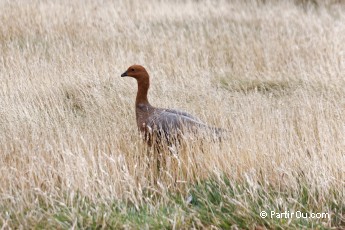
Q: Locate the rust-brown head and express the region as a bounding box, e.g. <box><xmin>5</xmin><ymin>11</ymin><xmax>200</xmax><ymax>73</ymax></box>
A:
<box><xmin>121</xmin><ymin>65</ymin><xmax>149</xmax><ymax>80</ymax></box>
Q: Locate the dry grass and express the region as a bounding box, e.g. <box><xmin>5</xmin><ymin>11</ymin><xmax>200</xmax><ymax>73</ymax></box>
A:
<box><xmin>0</xmin><ymin>0</ymin><xmax>344</xmax><ymax>228</ymax></box>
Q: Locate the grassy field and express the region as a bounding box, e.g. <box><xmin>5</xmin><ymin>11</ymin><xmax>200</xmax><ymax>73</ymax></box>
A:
<box><xmin>0</xmin><ymin>0</ymin><xmax>344</xmax><ymax>228</ymax></box>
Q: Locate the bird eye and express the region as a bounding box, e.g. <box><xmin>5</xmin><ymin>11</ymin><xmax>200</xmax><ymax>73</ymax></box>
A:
<box><xmin>131</xmin><ymin>68</ymin><xmax>135</xmax><ymax>71</ymax></box>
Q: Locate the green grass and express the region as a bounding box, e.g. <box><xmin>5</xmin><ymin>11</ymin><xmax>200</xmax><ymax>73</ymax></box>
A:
<box><xmin>216</xmin><ymin>75</ymin><xmax>302</xmax><ymax>96</ymax></box>
<box><xmin>1</xmin><ymin>176</ymin><xmax>341</xmax><ymax>229</ymax></box>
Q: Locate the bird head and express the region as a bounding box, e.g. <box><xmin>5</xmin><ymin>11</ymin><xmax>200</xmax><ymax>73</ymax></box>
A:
<box><xmin>121</xmin><ymin>65</ymin><xmax>148</xmax><ymax>80</ymax></box>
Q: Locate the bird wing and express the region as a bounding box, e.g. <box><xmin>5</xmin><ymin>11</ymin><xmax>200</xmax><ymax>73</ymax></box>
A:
<box><xmin>163</xmin><ymin>109</ymin><xmax>203</xmax><ymax>123</ymax></box>
<box><xmin>144</xmin><ymin>108</ymin><xmax>229</xmax><ymax>143</ymax></box>
<box><xmin>147</xmin><ymin>109</ymin><xmax>205</xmax><ymax>135</ymax></box>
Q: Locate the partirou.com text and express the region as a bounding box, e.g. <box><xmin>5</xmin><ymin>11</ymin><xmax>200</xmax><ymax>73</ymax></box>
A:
<box><xmin>260</xmin><ymin>210</ymin><xmax>330</xmax><ymax>219</ymax></box>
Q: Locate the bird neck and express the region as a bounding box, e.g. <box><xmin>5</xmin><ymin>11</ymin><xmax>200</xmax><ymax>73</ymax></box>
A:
<box><xmin>135</xmin><ymin>76</ymin><xmax>150</xmax><ymax>106</ymax></box>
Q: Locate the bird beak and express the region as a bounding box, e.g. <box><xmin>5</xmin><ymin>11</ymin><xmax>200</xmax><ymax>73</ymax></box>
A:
<box><xmin>121</xmin><ymin>71</ymin><xmax>128</xmax><ymax>77</ymax></box>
